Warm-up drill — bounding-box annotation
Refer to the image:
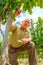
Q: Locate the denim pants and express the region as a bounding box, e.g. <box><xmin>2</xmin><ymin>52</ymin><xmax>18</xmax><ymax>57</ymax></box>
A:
<box><xmin>8</xmin><ymin>42</ymin><xmax>38</xmax><ymax>65</ymax></box>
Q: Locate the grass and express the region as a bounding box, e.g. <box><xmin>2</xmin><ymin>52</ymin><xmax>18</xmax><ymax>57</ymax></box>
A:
<box><xmin>18</xmin><ymin>58</ymin><xmax>43</xmax><ymax>65</ymax></box>
<box><xmin>38</xmin><ymin>58</ymin><xmax>43</xmax><ymax>65</ymax></box>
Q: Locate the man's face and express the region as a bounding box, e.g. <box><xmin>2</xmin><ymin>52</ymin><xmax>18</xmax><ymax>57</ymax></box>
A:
<box><xmin>22</xmin><ymin>19</ymin><xmax>31</xmax><ymax>29</ymax></box>
<box><xmin>15</xmin><ymin>8</ymin><xmax>22</xmax><ymax>16</ymax></box>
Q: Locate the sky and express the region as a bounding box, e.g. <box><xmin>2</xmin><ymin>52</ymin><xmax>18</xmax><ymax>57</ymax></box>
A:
<box><xmin>23</xmin><ymin>6</ymin><xmax>43</xmax><ymax>21</ymax></box>
<box><xmin>31</xmin><ymin>6</ymin><xmax>43</xmax><ymax>21</ymax></box>
<box><xmin>0</xmin><ymin>6</ymin><xmax>43</xmax><ymax>37</ymax></box>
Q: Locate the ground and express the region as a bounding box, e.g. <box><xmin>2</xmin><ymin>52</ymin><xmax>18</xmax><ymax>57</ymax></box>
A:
<box><xmin>3</xmin><ymin>58</ymin><xmax>43</xmax><ymax>65</ymax></box>
<box><xmin>18</xmin><ymin>58</ymin><xmax>43</xmax><ymax>65</ymax></box>
<box><xmin>1</xmin><ymin>47</ymin><xmax>43</xmax><ymax>65</ymax></box>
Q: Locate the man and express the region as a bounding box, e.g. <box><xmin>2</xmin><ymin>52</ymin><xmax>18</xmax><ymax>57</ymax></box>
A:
<box><xmin>8</xmin><ymin>7</ymin><xmax>38</xmax><ymax>65</ymax></box>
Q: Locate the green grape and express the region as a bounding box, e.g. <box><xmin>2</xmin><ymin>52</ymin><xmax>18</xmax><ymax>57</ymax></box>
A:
<box><xmin>18</xmin><ymin>40</ymin><xmax>22</xmax><ymax>46</ymax></box>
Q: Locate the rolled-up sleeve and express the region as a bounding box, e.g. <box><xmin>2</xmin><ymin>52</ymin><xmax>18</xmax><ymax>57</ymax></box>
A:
<box><xmin>9</xmin><ymin>24</ymin><xmax>16</xmax><ymax>32</ymax></box>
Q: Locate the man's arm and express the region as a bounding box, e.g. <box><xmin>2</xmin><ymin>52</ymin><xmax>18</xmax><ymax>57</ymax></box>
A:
<box><xmin>9</xmin><ymin>7</ymin><xmax>22</xmax><ymax>32</ymax></box>
<box><xmin>22</xmin><ymin>37</ymin><xmax>32</xmax><ymax>44</ymax></box>
<box><xmin>9</xmin><ymin>17</ymin><xmax>16</xmax><ymax>32</ymax></box>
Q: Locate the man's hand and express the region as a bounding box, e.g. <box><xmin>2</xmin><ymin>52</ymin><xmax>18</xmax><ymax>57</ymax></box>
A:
<box><xmin>22</xmin><ymin>38</ymin><xmax>32</xmax><ymax>44</ymax></box>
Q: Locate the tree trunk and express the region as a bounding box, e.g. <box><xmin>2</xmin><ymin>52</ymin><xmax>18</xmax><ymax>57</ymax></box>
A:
<box><xmin>2</xmin><ymin>15</ymin><xmax>10</xmax><ymax>53</ymax></box>
<box><xmin>0</xmin><ymin>15</ymin><xmax>11</xmax><ymax>65</ymax></box>
<box><xmin>2</xmin><ymin>15</ymin><xmax>10</xmax><ymax>65</ymax></box>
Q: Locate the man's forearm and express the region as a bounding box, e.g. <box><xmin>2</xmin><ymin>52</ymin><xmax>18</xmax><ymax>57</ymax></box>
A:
<box><xmin>10</xmin><ymin>17</ymin><xmax>13</xmax><ymax>25</ymax></box>
<box><xmin>27</xmin><ymin>38</ymin><xmax>32</xmax><ymax>42</ymax></box>
<box><xmin>22</xmin><ymin>38</ymin><xmax>32</xmax><ymax>44</ymax></box>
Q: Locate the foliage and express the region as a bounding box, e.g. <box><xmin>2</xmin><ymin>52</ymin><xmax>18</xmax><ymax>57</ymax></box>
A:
<box><xmin>0</xmin><ymin>38</ymin><xmax>3</xmax><ymax>56</ymax></box>
<box><xmin>30</xmin><ymin>17</ymin><xmax>43</xmax><ymax>57</ymax></box>
<box><xmin>0</xmin><ymin>0</ymin><xmax>43</xmax><ymax>24</ymax></box>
